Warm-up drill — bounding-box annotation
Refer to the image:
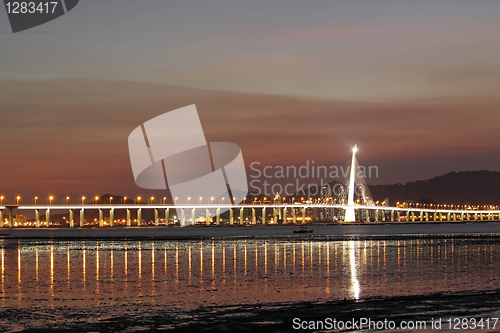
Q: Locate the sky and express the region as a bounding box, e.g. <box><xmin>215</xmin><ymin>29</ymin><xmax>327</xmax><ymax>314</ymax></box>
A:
<box><xmin>1</xmin><ymin>0</ymin><xmax>500</xmax><ymax>203</ymax></box>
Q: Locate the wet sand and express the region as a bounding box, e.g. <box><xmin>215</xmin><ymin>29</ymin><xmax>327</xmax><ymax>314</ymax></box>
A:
<box><xmin>1</xmin><ymin>290</ymin><xmax>500</xmax><ymax>332</ymax></box>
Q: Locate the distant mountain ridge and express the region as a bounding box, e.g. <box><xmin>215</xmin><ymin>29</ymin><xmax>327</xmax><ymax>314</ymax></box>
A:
<box><xmin>369</xmin><ymin>170</ymin><xmax>500</xmax><ymax>206</ymax></box>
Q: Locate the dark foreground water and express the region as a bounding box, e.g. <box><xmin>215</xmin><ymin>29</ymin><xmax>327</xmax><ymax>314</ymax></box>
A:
<box><xmin>1</xmin><ymin>230</ymin><xmax>500</xmax><ymax>331</ymax></box>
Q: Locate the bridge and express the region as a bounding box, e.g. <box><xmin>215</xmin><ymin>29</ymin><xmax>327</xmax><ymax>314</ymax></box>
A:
<box><xmin>1</xmin><ymin>203</ymin><xmax>499</xmax><ymax>228</ymax></box>
<box><xmin>1</xmin><ymin>145</ymin><xmax>499</xmax><ymax>228</ymax></box>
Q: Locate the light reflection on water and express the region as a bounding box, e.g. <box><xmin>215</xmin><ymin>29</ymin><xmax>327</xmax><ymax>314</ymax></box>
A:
<box><xmin>0</xmin><ymin>237</ymin><xmax>499</xmax><ymax>308</ymax></box>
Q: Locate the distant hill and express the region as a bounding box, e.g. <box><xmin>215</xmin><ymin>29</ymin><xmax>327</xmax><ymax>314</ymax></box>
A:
<box><xmin>369</xmin><ymin>170</ymin><xmax>500</xmax><ymax>206</ymax></box>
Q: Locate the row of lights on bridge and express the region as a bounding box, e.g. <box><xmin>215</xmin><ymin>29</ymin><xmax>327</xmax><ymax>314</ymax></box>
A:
<box><xmin>1</xmin><ymin>195</ymin><xmax>315</xmax><ymax>205</ymax></box>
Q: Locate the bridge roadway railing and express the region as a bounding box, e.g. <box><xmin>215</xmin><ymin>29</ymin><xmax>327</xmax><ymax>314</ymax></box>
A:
<box><xmin>0</xmin><ymin>204</ymin><xmax>499</xmax><ymax>228</ymax></box>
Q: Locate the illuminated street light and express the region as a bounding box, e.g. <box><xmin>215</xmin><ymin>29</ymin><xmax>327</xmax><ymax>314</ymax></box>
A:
<box><xmin>199</xmin><ymin>197</ymin><xmax>202</xmax><ymax>204</ymax></box>
<box><xmin>34</xmin><ymin>196</ymin><xmax>38</xmax><ymax>205</ymax></box>
<box><xmin>110</xmin><ymin>197</ymin><xmax>113</xmax><ymax>205</ymax></box>
<box><xmin>0</xmin><ymin>196</ymin><xmax>3</xmax><ymax>205</ymax></box>
<box><xmin>16</xmin><ymin>196</ymin><xmax>20</xmax><ymax>205</ymax></box>
<box><xmin>123</xmin><ymin>196</ymin><xmax>127</xmax><ymax>204</ymax></box>
<box><xmin>137</xmin><ymin>196</ymin><xmax>141</xmax><ymax>204</ymax></box>
<box><xmin>66</xmin><ymin>196</ymin><xmax>70</xmax><ymax>205</ymax></box>
<box><xmin>49</xmin><ymin>196</ymin><xmax>53</xmax><ymax>205</ymax></box>
<box><xmin>95</xmin><ymin>196</ymin><xmax>99</xmax><ymax>204</ymax></box>
<box><xmin>81</xmin><ymin>196</ymin><xmax>85</xmax><ymax>205</ymax></box>
<box><xmin>163</xmin><ymin>197</ymin><xmax>167</xmax><ymax>204</ymax></box>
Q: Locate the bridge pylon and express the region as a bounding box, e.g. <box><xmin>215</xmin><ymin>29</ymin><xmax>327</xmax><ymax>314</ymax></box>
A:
<box><xmin>344</xmin><ymin>146</ymin><xmax>357</xmax><ymax>222</ymax></box>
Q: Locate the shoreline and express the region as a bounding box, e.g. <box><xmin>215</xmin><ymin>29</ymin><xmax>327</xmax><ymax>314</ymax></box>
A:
<box><xmin>1</xmin><ymin>288</ymin><xmax>500</xmax><ymax>332</ymax></box>
<box><xmin>1</xmin><ymin>222</ymin><xmax>500</xmax><ymax>239</ymax></box>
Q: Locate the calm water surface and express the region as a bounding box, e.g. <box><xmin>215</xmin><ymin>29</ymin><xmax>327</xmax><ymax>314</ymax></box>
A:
<box><xmin>1</xmin><ymin>236</ymin><xmax>500</xmax><ymax>310</ymax></box>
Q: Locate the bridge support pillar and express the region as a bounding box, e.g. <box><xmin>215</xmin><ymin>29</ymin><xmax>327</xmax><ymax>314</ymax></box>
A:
<box><xmin>127</xmin><ymin>209</ymin><xmax>131</xmax><ymax>226</ymax></box>
<box><xmin>69</xmin><ymin>209</ymin><xmax>74</xmax><ymax>228</ymax></box>
<box><xmin>110</xmin><ymin>208</ymin><xmax>114</xmax><ymax>227</ymax></box>
<box><xmin>240</xmin><ymin>207</ymin><xmax>244</xmax><ymax>225</ymax></box>
<box><xmin>99</xmin><ymin>209</ymin><xmax>103</xmax><ymax>227</ymax></box>
<box><xmin>474</xmin><ymin>212</ymin><xmax>478</xmax><ymax>221</ymax></box>
<box><xmin>138</xmin><ymin>208</ymin><xmax>142</xmax><ymax>226</ymax></box>
<box><xmin>283</xmin><ymin>207</ymin><xmax>287</xmax><ymax>224</ymax></box>
<box><xmin>191</xmin><ymin>208</ymin><xmax>195</xmax><ymax>226</ymax></box>
<box><xmin>262</xmin><ymin>207</ymin><xmax>266</xmax><ymax>224</ymax></box>
<box><xmin>8</xmin><ymin>208</ymin><xmax>14</xmax><ymax>228</ymax></box>
<box><xmin>80</xmin><ymin>208</ymin><xmax>84</xmax><ymax>227</ymax></box>
<box><xmin>447</xmin><ymin>212</ymin><xmax>451</xmax><ymax>221</ymax></box>
<box><xmin>374</xmin><ymin>209</ymin><xmax>378</xmax><ymax>222</ymax></box>
<box><xmin>396</xmin><ymin>211</ymin><xmax>400</xmax><ymax>222</ymax></box>
<box><xmin>45</xmin><ymin>208</ymin><xmax>50</xmax><ymax>227</ymax></box>
<box><xmin>252</xmin><ymin>208</ymin><xmax>256</xmax><ymax>224</ymax></box>
<box><xmin>273</xmin><ymin>208</ymin><xmax>277</xmax><ymax>224</ymax></box>
<box><xmin>301</xmin><ymin>207</ymin><xmax>306</xmax><ymax>224</ymax></box>
<box><xmin>155</xmin><ymin>209</ymin><xmax>159</xmax><ymax>226</ymax></box>
<box><xmin>216</xmin><ymin>207</ymin><xmax>221</xmax><ymax>225</ymax></box>
<box><xmin>390</xmin><ymin>210</ymin><xmax>394</xmax><ymax>222</ymax></box>
<box><xmin>206</xmin><ymin>208</ymin><xmax>210</xmax><ymax>226</ymax></box>
<box><xmin>292</xmin><ymin>208</ymin><xmax>296</xmax><ymax>224</ymax></box>
<box><xmin>165</xmin><ymin>208</ymin><xmax>170</xmax><ymax>225</ymax></box>
<box><xmin>229</xmin><ymin>208</ymin><xmax>234</xmax><ymax>225</ymax></box>
<box><xmin>180</xmin><ymin>208</ymin><xmax>184</xmax><ymax>227</ymax></box>
<box><xmin>35</xmin><ymin>209</ymin><xmax>40</xmax><ymax>228</ymax></box>
<box><xmin>412</xmin><ymin>211</ymin><xmax>416</xmax><ymax>222</ymax></box>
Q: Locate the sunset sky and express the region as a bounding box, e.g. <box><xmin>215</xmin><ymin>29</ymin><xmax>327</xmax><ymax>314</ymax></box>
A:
<box><xmin>1</xmin><ymin>1</ymin><xmax>500</xmax><ymax>202</ymax></box>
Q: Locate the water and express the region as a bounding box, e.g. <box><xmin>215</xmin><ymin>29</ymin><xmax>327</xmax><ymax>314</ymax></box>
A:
<box><xmin>1</xmin><ymin>235</ymin><xmax>500</xmax><ymax>331</ymax></box>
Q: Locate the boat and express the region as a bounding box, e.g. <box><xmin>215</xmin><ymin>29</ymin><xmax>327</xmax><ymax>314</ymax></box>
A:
<box><xmin>293</xmin><ymin>226</ymin><xmax>313</xmax><ymax>234</ymax></box>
